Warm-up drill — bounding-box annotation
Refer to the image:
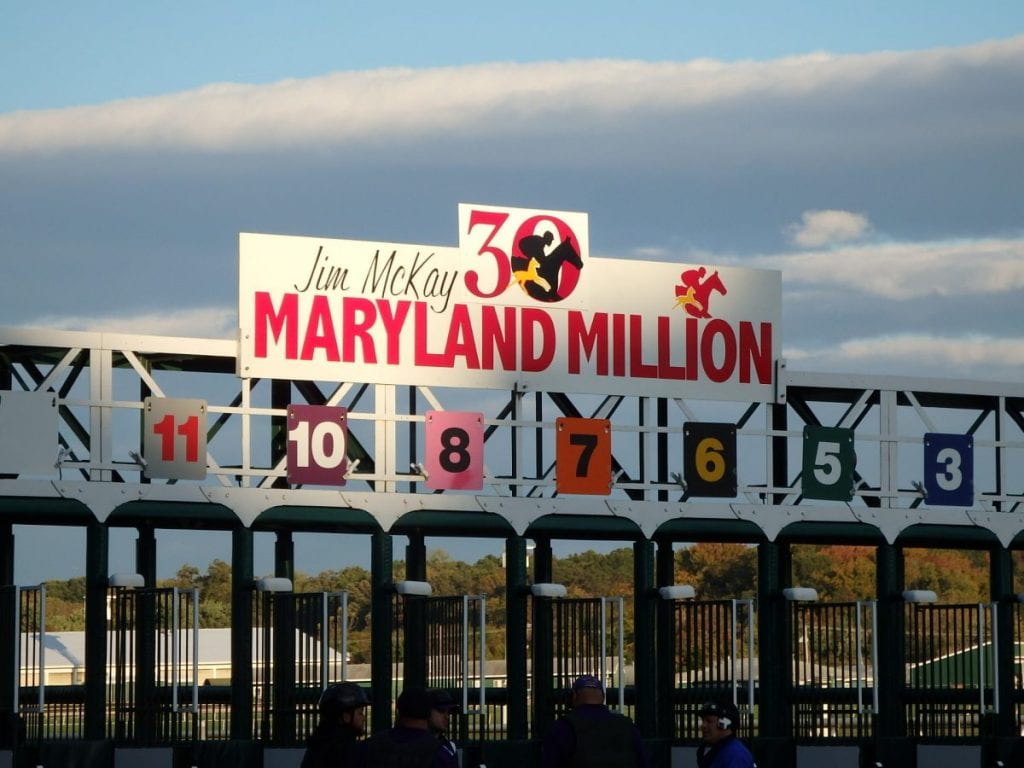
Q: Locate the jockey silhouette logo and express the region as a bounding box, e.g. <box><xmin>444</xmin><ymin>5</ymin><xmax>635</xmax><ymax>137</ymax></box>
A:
<box><xmin>674</xmin><ymin>267</ymin><xmax>727</xmax><ymax>318</ymax></box>
<box><xmin>510</xmin><ymin>216</ymin><xmax>583</xmax><ymax>303</ymax></box>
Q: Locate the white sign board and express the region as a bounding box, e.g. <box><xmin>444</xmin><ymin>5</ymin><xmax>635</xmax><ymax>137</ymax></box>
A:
<box><xmin>239</xmin><ymin>204</ymin><xmax>782</xmax><ymax>401</ymax></box>
<box><xmin>0</xmin><ymin>391</ymin><xmax>57</xmax><ymax>475</ymax></box>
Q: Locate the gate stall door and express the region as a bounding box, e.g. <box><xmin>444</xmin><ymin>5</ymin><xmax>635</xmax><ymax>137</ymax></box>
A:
<box><xmin>253</xmin><ymin>588</ymin><xmax>349</xmax><ymax>745</ymax></box>
<box><xmin>1</xmin><ymin>585</ymin><xmax>47</xmax><ymax>745</ymax></box>
<box><xmin>667</xmin><ymin>597</ymin><xmax>755</xmax><ymax>739</ymax></box>
<box><xmin>788</xmin><ymin>600</ymin><xmax>877</xmax><ymax>741</ymax></box>
<box><xmin>106</xmin><ymin>585</ymin><xmax>199</xmax><ymax>744</ymax></box>
<box><xmin>392</xmin><ymin>589</ymin><xmax>491</xmax><ymax>741</ymax></box>
<box><xmin>530</xmin><ymin>593</ymin><xmax>627</xmax><ymax>737</ymax></box>
<box><xmin>904</xmin><ymin>600</ymin><xmax>996</xmax><ymax>739</ymax></box>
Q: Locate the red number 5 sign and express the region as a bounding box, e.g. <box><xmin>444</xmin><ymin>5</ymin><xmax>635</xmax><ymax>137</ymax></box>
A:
<box><xmin>424</xmin><ymin>410</ymin><xmax>484</xmax><ymax>491</ymax></box>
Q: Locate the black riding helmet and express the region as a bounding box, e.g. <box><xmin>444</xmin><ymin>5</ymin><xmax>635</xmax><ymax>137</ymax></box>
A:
<box><xmin>318</xmin><ymin>682</ymin><xmax>371</xmax><ymax>718</ymax></box>
<box><xmin>697</xmin><ymin>700</ymin><xmax>740</xmax><ymax>731</ymax></box>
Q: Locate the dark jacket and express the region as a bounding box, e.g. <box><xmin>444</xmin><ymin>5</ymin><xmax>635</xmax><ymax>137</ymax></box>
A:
<box><xmin>540</xmin><ymin>703</ymin><xmax>650</xmax><ymax>768</ymax></box>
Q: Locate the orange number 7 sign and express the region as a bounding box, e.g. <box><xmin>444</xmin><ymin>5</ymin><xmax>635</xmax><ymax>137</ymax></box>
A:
<box><xmin>555</xmin><ymin>417</ymin><xmax>612</xmax><ymax>496</ymax></box>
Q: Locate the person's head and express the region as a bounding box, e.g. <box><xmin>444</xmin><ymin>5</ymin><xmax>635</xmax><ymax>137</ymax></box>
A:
<box><xmin>698</xmin><ymin>700</ymin><xmax>739</xmax><ymax>745</ymax></box>
<box><xmin>427</xmin><ymin>688</ymin><xmax>459</xmax><ymax>734</ymax></box>
<box><xmin>318</xmin><ymin>682</ymin><xmax>370</xmax><ymax>734</ymax></box>
<box><xmin>570</xmin><ymin>675</ymin><xmax>605</xmax><ymax>707</ymax></box>
<box><xmin>395</xmin><ymin>687</ymin><xmax>433</xmax><ymax>730</ymax></box>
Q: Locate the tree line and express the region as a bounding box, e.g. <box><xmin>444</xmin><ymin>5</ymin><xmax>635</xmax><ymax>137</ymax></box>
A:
<box><xmin>42</xmin><ymin>544</ymin><xmax>998</xmax><ymax>662</ymax></box>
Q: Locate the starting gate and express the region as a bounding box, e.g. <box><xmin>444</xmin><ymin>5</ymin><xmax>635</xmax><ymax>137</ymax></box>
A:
<box><xmin>106</xmin><ymin>585</ymin><xmax>200</xmax><ymax>744</ymax></box>
<box><xmin>531</xmin><ymin>595</ymin><xmax>626</xmax><ymax>737</ymax></box>
<box><xmin>788</xmin><ymin>600</ymin><xmax>877</xmax><ymax>741</ymax></box>
<box><xmin>392</xmin><ymin>591</ymin><xmax>490</xmax><ymax>740</ymax></box>
<box><xmin>666</xmin><ymin>597</ymin><xmax>756</xmax><ymax>739</ymax></box>
<box><xmin>903</xmin><ymin>601</ymin><xmax>996</xmax><ymax>739</ymax></box>
<box><xmin>253</xmin><ymin>589</ymin><xmax>350</xmax><ymax>745</ymax></box>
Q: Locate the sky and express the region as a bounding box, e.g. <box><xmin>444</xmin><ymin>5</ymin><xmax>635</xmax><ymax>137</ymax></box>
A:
<box><xmin>2</xmin><ymin>2</ymin><xmax>1024</xmax><ymax>583</ymax></box>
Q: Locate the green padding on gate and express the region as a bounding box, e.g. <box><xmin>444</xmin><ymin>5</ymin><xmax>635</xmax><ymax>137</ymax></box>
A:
<box><xmin>917</xmin><ymin>744</ymin><xmax>980</xmax><ymax>765</ymax></box>
<box><xmin>38</xmin><ymin>740</ymin><xmax>113</xmax><ymax>768</ymax></box>
<box><xmin>186</xmin><ymin>740</ymin><xmax>262</xmax><ymax>768</ymax></box>
<box><xmin>749</xmin><ymin>737</ymin><xmax>794</xmax><ymax>768</ymax></box>
<box><xmin>795</xmin><ymin>745</ymin><xmax>858</xmax><ymax>768</ymax></box>
<box><xmin>479</xmin><ymin>740</ymin><xmax>540</xmax><ymax>768</ymax></box>
<box><xmin>114</xmin><ymin>747</ymin><xmax>172</xmax><ymax>767</ymax></box>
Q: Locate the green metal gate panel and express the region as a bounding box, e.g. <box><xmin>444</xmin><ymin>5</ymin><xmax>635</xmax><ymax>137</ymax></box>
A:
<box><xmin>392</xmin><ymin>594</ymin><xmax>492</xmax><ymax>741</ymax></box>
<box><xmin>668</xmin><ymin>598</ymin><xmax>755</xmax><ymax>739</ymax></box>
<box><xmin>789</xmin><ymin>600</ymin><xmax>876</xmax><ymax>740</ymax></box>
<box><xmin>904</xmin><ymin>602</ymin><xmax>996</xmax><ymax>739</ymax></box>
<box><xmin>107</xmin><ymin>586</ymin><xmax>200</xmax><ymax>745</ymax></box>
<box><xmin>253</xmin><ymin>590</ymin><xmax>349</xmax><ymax>746</ymax></box>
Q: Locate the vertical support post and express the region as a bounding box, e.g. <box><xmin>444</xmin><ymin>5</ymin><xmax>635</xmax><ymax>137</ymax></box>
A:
<box><xmin>370</xmin><ymin>531</ymin><xmax>394</xmax><ymax>731</ymax></box>
<box><xmin>0</xmin><ymin>526</ymin><xmax>16</xmax><ymax>746</ymax></box>
<box><xmin>135</xmin><ymin>527</ymin><xmax>157</xmax><ymax>742</ymax></box>
<box><xmin>756</xmin><ymin>540</ymin><xmax>788</xmax><ymax>739</ymax></box>
<box><xmin>633</xmin><ymin>540</ymin><xmax>656</xmax><ymax>736</ymax></box>
<box><xmin>655</xmin><ymin>539</ymin><xmax>676</xmax><ymax>739</ymax></box>
<box><xmin>990</xmin><ymin>546</ymin><xmax>1014</xmax><ymax>740</ymax></box>
<box><xmin>0</xmin><ymin>525</ymin><xmax>13</xmax><ymax>586</ymax></box>
<box><xmin>274</xmin><ymin>532</ymin><xmax>294</xmax><ymax>582</ymax></box>
<box><xmin>874</xmin><ymin>543</ymin><xmax>906</xmax><ymax>761</ymax></box>
<box><xmin>504</xmin><ymin>536</ymin><xmax>529</xmax><ymax>740</ymax></box>
<box><xmin>230</xmin><ymin>526</ymin><xmax>254</xmax><ymax>740</ymax></box>
<box><xmin>403</xmin><ymin>533</ymin><xmax>428</xmax><ymax>691</ymax></box>
<box><xmin>531</xmin><ymin>537</ymin><xmax>554</xmax><ymax>738</ymax></box>
<box><xmin>84</xmin><ymin>521</ymin><xmax>109</xmax><ymax>739</ymax></box>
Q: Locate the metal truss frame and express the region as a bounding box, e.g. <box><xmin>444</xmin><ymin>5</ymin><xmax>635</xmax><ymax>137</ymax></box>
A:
<box><xmin>1</xmin><ymin>326</ymin><xmax>1022</xmax><ymax>545</ymax></box>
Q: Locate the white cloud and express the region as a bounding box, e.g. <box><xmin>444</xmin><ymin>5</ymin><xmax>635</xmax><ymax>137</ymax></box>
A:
<box><xmin>743</xmin><ymin>237</ymin><xmax>1024</xmax><ymax>299</ymax></box>
<box><xmin>16</xmin><ymin>307</ymin><xmax>237</xmax><ymax>339</ymax></box>
<box><xmin>1</xmin><ymin>36</ymin><xmax>1021</xmax><ymax>156</ymax></box>
<box><xmin>785</xmin><ymin>333</ymin><xmax>1024</xmax><ymax>381</ymax></box>
<box><xmin>786</xmin><ymin>210</ymin><xmax>871</xmax><ymax>248</ymax></box>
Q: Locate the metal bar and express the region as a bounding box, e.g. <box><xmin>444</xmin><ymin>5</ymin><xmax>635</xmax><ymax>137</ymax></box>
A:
<box><xmin>321</xmin><ymin>592</ymin><xmax>329</xmax><ymax>689</ymax></box>
<box><xmin>172</xmin><ymin>587</ymin><xmax>180</xmax><ymax>712</ymax></box>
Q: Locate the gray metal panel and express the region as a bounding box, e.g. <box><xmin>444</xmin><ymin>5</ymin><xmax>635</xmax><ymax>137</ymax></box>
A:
<box><xmin>114</xmin><ymin>747</ymin><xmax>173</xmax><ymax>767</ymax></box>
<box><xmin>796</xmin><ymin>745</ymin><xmax>859</xmax><ymax>768</ymax></box>
<box><xmin>917</xmin><ymin>744</ymin><xmax>981</xmax><ymax>765</ymax></box>
<box><xmin>0</xmin><ymin>750</ymin><xmax>11</xmax><ymax>768</ymax></box>
<box><xmin>263</xmin><ymin>748</ymin><xmax>305</xmax><ymax>768</ymax></box>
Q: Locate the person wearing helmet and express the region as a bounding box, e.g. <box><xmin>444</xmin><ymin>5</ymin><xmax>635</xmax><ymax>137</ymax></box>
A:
<box><xmin>364</xmin><ymin>687</ymin><xmax>458</xmax><ymax>768</ymax></box>
<box><xmin>301</xmin><ymin>682</ymin><xmax>371</xmax><ymax>768</ymax></box>
<box><xmin>696</xmin><ymin>700</ymin><xmax>754</xmax><ymax>768</ymax></box>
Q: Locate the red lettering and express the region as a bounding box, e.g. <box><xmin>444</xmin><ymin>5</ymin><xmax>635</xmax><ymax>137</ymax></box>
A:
<box><xmin>520</xmin><ymin>308</ymin><xmax>556</xmax><ymax>372</ymax></box>
<box><xmin>629</xmin><ymin>314</ymin><xmax>658</xmax><ymax>378</ymax></box>
<box><xmin>740</xmin><ymin>322</ymin><xmax>773</xmax><ymax>384</ymax></box>
<box><xmin>254</xmin><ymin>292</ymin><xmax>298</xmax><ymax>359</ymax></box>
<box><xmin>414</xmin><ymin>302</ymin><xmax>448</xmax><ymax>366</ymax></box>
<box><xmin>657</xmin><ymin>316</ymin><xmax>686</xmax><ymax>380</ymax></box>
<box><xmin>567</xmin><ymin>311</ymin><xmax>608</xmax><ymax>375</ymax></box>
<box><xmin>612</xmin><ymin>313</ymin><xmax>626</xmax><ymax>377</ymax></box>
<box><xmin>444</xmin><ymin>304</ymin><xmax>480</xmax><ymax>369</ymax></box>
<box><xmin>701</xmin><ymin>319</ymin><xmax>736</xmax><ymax>383</ymax></box>
<box><xmin>341</xmin><ymin>297</ymin><xmax>377</xmax><ymax>363</ymax></box>
<box><xmin>377</xmin><ymin>299</ymin><xmax>410</xmax><ymax>365</ymax></box>
<box><xmin>685</xmin><ymin>318</ymin><xmax>699</xmax><ymax>380</ymax></box>
<box><xmin>299</xmin><ymin>295</ymin><xmax>340</xmax><ymax>361</ymax></box>
<box><xmin>480</xmin><ymin>306</ymin><xmax>518</xmax><ymax>371</ymax></box>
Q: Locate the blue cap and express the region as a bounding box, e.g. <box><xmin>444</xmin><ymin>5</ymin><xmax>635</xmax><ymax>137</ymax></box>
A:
<box><xmin>572</xmin><ymin>675</ymin><xmax>604</xmax><ymax>692</ymax></box>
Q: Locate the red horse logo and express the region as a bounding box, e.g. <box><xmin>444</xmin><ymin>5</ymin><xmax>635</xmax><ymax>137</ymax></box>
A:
<box><xmin>674</xmin><ymin>267</ymin><xmax>726</xmax><ymax>318</ymax></box>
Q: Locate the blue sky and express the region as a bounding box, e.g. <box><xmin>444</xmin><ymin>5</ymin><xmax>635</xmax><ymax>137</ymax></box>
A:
<box><xmin>2</xmin><ymin>3</ymin><xmax>1023</xmax><ymax>582</ymax></box>
<box><xmin>4</xmin><ymin>2</ymin><xmax>1022</xmax><ymax>112</ymax></box>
